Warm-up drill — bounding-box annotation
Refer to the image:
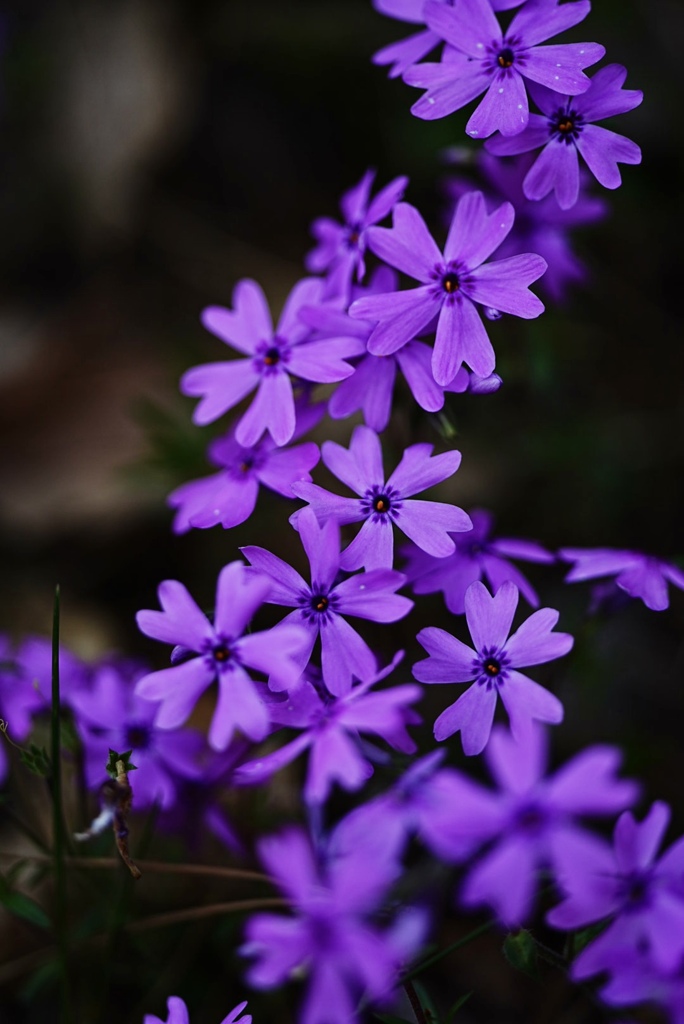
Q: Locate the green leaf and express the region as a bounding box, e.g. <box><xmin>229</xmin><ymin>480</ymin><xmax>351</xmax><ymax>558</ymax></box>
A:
<box><xmin>19</xmin><ymin>743</ymin><xmax>51</xmax><ymax>776</ymax></box>
<box><xmin>105</xmin><ymin>749</ymin><xmax>137</xmax><ymax>778</ymax></box>
<box><xmin>502</xmin><ymin>929</ymin><xmax>540</xmax><ymax>980</ymax></box>
<box><xmin>413</xmin><ymin>979</ymin><xmax>441</xmax><ymax>1024</ymax></box>
<box><xmin>0</xmin><ymin>884</ymin><xmax>51</xmax><ymax>929</ymax></box>
<box><xmin>446</xmin><ymin>992</ymin><xmax>472</xmax><ymax>1021</ymax></box>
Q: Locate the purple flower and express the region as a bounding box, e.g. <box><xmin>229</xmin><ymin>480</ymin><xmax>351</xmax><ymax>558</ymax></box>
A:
<box><xmin>404</xmin><ymin>0</ymin><xmax>605</xmax><ymax>138</ymax></box>
<box><xmin>486</xmin><ymin>66</ymin><xmax>643</xmax><ymax>208</ymax></box>
<box><xmin>403</xmin><ymin>507</ymin><xmax>555</xmax><ymax>613</ymax></box>
<box><xmin>426</xmin><ymin>723</ymin><xmax>638</xmax><ymax>925</ymax></box>
<box><xmin>241</xmin><ymin>508</ymin><xmax>413</xmax><ymax>695</ymax></box>
<box><xmin>413</xmin><ymin>579</ymin><xmax>571</xmax><ymax>754</ymax></box>
<box><xmin>372</xmin><ymin>0</ymin><xmax>524</xmax><ymax>80</ymax></box>
<box><xmin>0</xmin><ymin>636</ymin><xmax>45</xmax><ymax>784</ymax></box>
<box><xmin>241</xmin><ymin>826</ymin><xmax>423</xmax><ymax>1024</ymax></box>
<box><xmin>350</xmin><ymin>192</ymin><xmax>546</xmax><ymax>385</ymax></box>
<box><xmin>135</xmin><ymin>562</ymin><xmax>308</xmax><ymax>749</ymax></box>
<box><xmin>548</xmin><ymin>802</ymin><xmax>684</xmax><ymax>976</ymax></box>
<box><xmin>292</xmin><ymin>424</ymin><xmax>471</xmax><ymax>571</ymax></box>
<box><xmin>305</xmin><ymin>170</ymin><xmax>408</xmax><ymax>301</ymax></box>
<box><xmin>234</xmin><ymin>651</ymin><xmax>421</xmax><ymax>804</ymax></box>
<box><xmin>181</xmin><ymin>278</ymin><xmax>362</xmax><ymax>446</ymax></box>
<box><xmin>143</xmin><ymin>996</ymin><xmax>251</xmax><ymax>1024</ymax></box>
<box><xmin>167</xmin><ymin>401</ymin><xmax>322</xmax><ymax>533</ymax></box>
<box><xmin>559</xmin><ymin>547</ymin><xmax>684</xmax><ymax>611</ymax></box>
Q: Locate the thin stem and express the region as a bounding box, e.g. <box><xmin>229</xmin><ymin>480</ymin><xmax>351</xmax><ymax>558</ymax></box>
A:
<box><xmin>51</xmin><ymin>585</ymin><xmax>73</xmax><ymax>1023</ymax></box>
<box><xmin>126</xmin><ymin>897</ymin><xmax>287</xmax><ymax>932</ymax></box>
<box><xmin>403</xmin><ymin>979</ymin><xmax>429</xmax><ymax>1024</ymax></box>
<box><xmin>0</xmin><ymin>852</ymin><xmax>270</xmax><ymax>883</ymax></box>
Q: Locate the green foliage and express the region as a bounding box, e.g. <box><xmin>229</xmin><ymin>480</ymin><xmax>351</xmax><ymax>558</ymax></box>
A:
<box><xmin>0</xmin><ymin>873</ymin><xmax>51</xmax><ymax>929</ymax></box>
<box><xmin>105</xmin><ymin>749</ymin><xmax>138</xmax><ymax>778</ymax></box>
<box><xmin>19</xmin><ymin>742</ymin><xmax>51</xmax><ymax>777</ymax></box>
<box><xmin>502</xmin><ymin>929</ymin><xmax>540</xmax><ymax>980</ymax></box>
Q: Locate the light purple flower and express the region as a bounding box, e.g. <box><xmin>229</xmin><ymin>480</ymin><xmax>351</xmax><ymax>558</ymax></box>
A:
<box><xmin>167</xmin><ymin>401</ymin><xmax>322</xmax><ymax>533</ymax></box>
<box><xmin>350</xmin><ymin>193</ymin><xmax>546</xmax><ymax>385</ymax></box>
<box><xmin>292</xmin><ymin>424</ymin><xmax>471</xmax><ymax>571</ymax></box>
<box><xmin>549</xmin><ymin>802</ymin><xmax>684</xmax><ymax>976</ymax></box>
<box><xmin>181</xmin><ymin>278</ymin><xmax>362</xmax><ymax>446</ymax></box>
<box><xmin>372</xmin><ymin>0</ymin><xmax>524</xmax><ymax>80</ymax></box>
<box><xmin>403</xmin><ymin>507</ymin><xmax>555</xmax><ymax>613</ymax></box>
<box><xmin>306</xmin><ymin>170</ymin><xmax>408</xmax><ymax>301</ymax></box>
<box><xmin>241</xmin><ymin>826</ymin><xmax>423</xmax><ymax>1024</ymax></box>
<box><xmin>135</xmin><ymin>562</ymin><xmax>308</xmax><ymax>749</ymax></box>
<box><xmin>241</xmin><ymin>508</ymin><xmax>413</xmax><ymax>695</ymax></box>
<box><xmin>559</xmin><ymin>547</ymin><xmax>684</xmax><ymax>611</ymax></box>
<box><xmin>486</xmin><ymin>66</ymin><xmax>642</xmax><ymax>208</ymax></box>
<box><xmin>404</xmin><ymin>0</ymin><xmax>605</xmax><ymax>138</ymax></box>
<box><xmin>413</xmin><ymin>579</ymin><xmax>571</xmax><ymax>754</ymax></box>
<box><xmin>427</xmin><ymin>723</ymin><xmax>638</xmax><ymax>925</ymax></box>
<box><xmin>143</xmin><ymin>996</ymin><xmax>251</xmax><ymax>1024</ymax></box>
<box><xmin>234</xmin><ymin>651</ymin><xmax>420</xmax><ymax>804</ymax></box>
<box><xmin>0</xmin><ymin>636</ymin><xmax>45</xmax><ymax>784</ymax></box>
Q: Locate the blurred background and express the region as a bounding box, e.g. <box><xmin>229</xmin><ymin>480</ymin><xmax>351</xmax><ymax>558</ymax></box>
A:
<box><xmin>0</xmin><ymin>0</ymin><xmax>683</xmax><ymax>1020</ymax></box>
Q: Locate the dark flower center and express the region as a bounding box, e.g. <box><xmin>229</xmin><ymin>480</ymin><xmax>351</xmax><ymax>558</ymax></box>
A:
<box><xmin>263</xmin><ymin>347</ymin><xmax>280</xmax><ymax>366</ymax></box>
<box><xmin>557</xmin><ymin>117</ymin><xmax>574</xmax><ymax>133</ymax></box>
<box><xmin>516</xmin><ymin>805</ymin><xmax>546</xmax><ymax>834</ymax></box>
<box><xmin>347</xmin><ymin>224</ymin><xmax>362</xmax><ymax>247</ymax></box>
<box><xmin>212</xmin><ymin>644</ymin><xmax>232</xmax><ymax>663</ymax></box>
<box><xmin>373</xmin><ymin>494</ymin><xmax>391</xmax><ymax>513</ymax></box>
<box><xmin>240</xmin><ymin>458</ymin><xmax>254</xmax><ymax>473</ymax></box>
<box><xmin>125</xmin><ymin>725</ymin><xmax>151</xmax><ymax>749</ymax></box>
<box><xmin>442</xmin><ymin>272</ymin><xmax>460</xmax><ymax>294</ymax></box>
<box><xmin>483</xmin><ymin>658</ymin><xmax>501</xmax><ymax>677</ymax></box>
<box><xmin>311</xmin><ymin>594</ymin><xmax>329</xmax><ymax>613</ymax></box>
<box><xmin>497</xmin><ymin>47</ymin><xmax>515</xmax><ymax>68</ymax></box>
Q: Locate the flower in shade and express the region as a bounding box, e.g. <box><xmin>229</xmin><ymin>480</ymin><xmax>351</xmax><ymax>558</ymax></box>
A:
<box><xmin>144</xmin><ymin>996</ymin><xmax>251</xmax><ymax>1024</ymax></box>
<box><xmin>0</xmin><ymin>635</ymin><xmax>45</xmax><ymax>784</ymax></box>
<box><xmin>548</xmin><ymin>802</ymin><xmax>684</xmax><ymax>978</ymax></box>
<box><xmin>135</xmin><ymin>562</ymin><xmax>307</xmax><ymax>750</ymax></box>
<box><xmin>584</xmin><ymin>949</ymin><xmax>684</xmax><ymax>1021</ymax></box>
<box><xmin>402</xmin><ymin>507</ymin><xmax>555</xmax><ymax>613</ymax></box>
<box><xmin>181</xmin><ymin>278</ymin><xmax>362</xmax><ymax>446</ymax></box>
<box><xmin>305</xmin><ymin>169</ymin><xmax>408</xmax><ymax>301</ymax></box>
<box><xmin>167</xmin><ymin>400</ymin><xmax>322</xmax><ymax>533</ymax></box>
<box><xmin>404</xmin><ymin>0</ymin><xmax>604</xmax><ymax>139</ymax></box>
<box><xmin>423</xmin><ymin>723</ymin><xmax>638</xmax><ymax>926</ymax></box>
<box><xmin>413</xmin><ymin>579</ymin><xmax>571</xmax><ymax>754</ymax></box>
<box><xmin>292</xmin><ymin>424</ymin><xmax>471</xmax><ymax>572</ymax></box>
<box><xmin>234</xmin><ymin>651</ymin><xmax>421</xmax><ymax>804</ymax></box>
<box><xmin>486</xmin><ymin>66</ymin><xmax>642</xmax><ymax>208</ymax></box>
<box><xmin>371</xmin><ymin>0</ymin><xmax>524</xmax><ymax>80</ymax></box>
<box><xmin>349</xmin><ymin>192</ymin><xmax>546</xmax><ymax>385</ymax></box>
<box><xmin>241</xmin><ymin>508</ymin><xmax>413</xmax><ymax>695</ymax></box>
<box><xmin>241</xmin><ymin>826</ymin><xmax>424</xmax><ymax>1024</ymax></box>
<box><xmin>559</xmin><ymin>547</ymin><xmax>684</xmax><ymax>611</ymax></box>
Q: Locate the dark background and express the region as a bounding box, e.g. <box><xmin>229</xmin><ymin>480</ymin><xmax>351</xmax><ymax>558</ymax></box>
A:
<box><xmin>0</xmin><ymin>0</ymin><xmax>682</xmax><ymax>1020</ymax></box>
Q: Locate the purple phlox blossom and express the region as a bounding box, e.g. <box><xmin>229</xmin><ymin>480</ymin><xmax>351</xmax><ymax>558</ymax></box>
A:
<box><xmin>241</xmin><ymin>508</ymin><xmax>413</xmax><ymax>695</ymax></box>
<box><xmin>486</xmin><ymin>65</ymin><xmax>642</xmax><ymax>208</ymax></box>
<box><xmin>181</xmin><ymin>278</ymin><xmax>363</xmax><ymax>447</ymax></box>
<box><xmin>402</xmin><ymin>507</ymin><xmax>555</xmax><ymax>614</ymax></box>
<box><xmin>305</xmin><ymin>169</ymin><xmax>408</xmax><ymax>302</ymax></box>
<box><xmin>559</xmin><ymin>547</ymin><xmax>684</xmax><ymax>612</ymax></box>
<box><xmin>167</xmin><ymin>399</ymin><xmax>322</xmax><ymax>533</ymax></box>
<box><xmin>292</xmin><ymin>424</ymin><xmax>471</xmax><ymax>572</ymax></box>
<box><xmin>234</xmin><ymin>651</ymin><xmax>421</xmax><ymax>804</ymax></box>
<box><xmin>144</xmin><ymin>996</ymin><xmax>251</xmax><ymax>1024</ymax></box>
<box><xmin>584</xmin><ymin>947</ymin><xmax>684</xmax><ymax>1022</ymax></box>
<box><xmin>0</xmin><ymin>635</ymin><xmax>46</xmax><ymax>783</ymax></box>
<box><xmin>12</xmin><ymin>634</ymin><xmax>90</xmax><ymax>710</ymax></box>
<box><xmin>349</xmin><ymin>192</ymin><xmax>547</xmax><ymax>386</ymax></box>
<box><xmin>404</xmin><ymin>0</ymin><xmax>605</xmax><ymax>139</ymax></box>
<box><xmin>413</xmin><ymin>579</ymin><xmax>571</xmax><ymax>754</ymax></box>
<box><xmin>422</xmin><ymin>723</ymin><xmax>638</xmax><ymax>926</ymax></box>
<box><xmin>72</xmin><ymin>661</ymin><xmax>204</xmax><ymax>809</ymax></box>
<box><xmin>372</xmin><ymin>0</ymin><xmax>524</xmax><ymax>80</ymax></box>
<box><xmin>302</xmin><ymin>266</ymin><xmax>472</xmax><ymax>432</ymax></box>
<box><xmin>241</xmin><ymin>825</ymin><xmax>425</xmax><ymax>1024</ymax></box>
<box><xmin>135</xmin><ymin>562</ymin><xmax>308</xmax><ymax>750</ymax></box>
<box><xmin>548</xmin><ymin>802</ymin><xmax>684</xmax><ymax>978</ymax></box>
<box><xmin>444</xmin><ymin>150</ymin><xmax>607</xmax><ymax>303</ymax></box>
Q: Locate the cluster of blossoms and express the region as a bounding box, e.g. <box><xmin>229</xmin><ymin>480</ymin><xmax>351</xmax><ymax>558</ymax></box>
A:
<box><xmin>3</xmin><ymin>3</ymin><xmax>683</xmax><ymax>1024</ymax></box>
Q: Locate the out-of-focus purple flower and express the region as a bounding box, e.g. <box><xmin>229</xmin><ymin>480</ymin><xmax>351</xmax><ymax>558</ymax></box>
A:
<box><xmin>404</xmin><ymin>0</ymin><xmax>604</xmax><ymax>139</ymax></box>
<box><xmin>559</xmin><ymin>547</ymin><xmax>684</xmax><ymax>611</ymax></box>
<box><xmin>590</xmin><ymin>949</ymin><xmax>684</xmax><ymax>1021</ymax></box>
<box><xmin>12</xmin><ymin>635</ymin><xmax>90</xmax><ymax>710</ymax></box>
<box><xmin>0</xmin><ymin>636</ymin><xmax>45</xmax><ymax>783</ymax></box>
<box><xmin>403</xmin><ymin>507</ymin><xmax>555</xmax><ymax>613</ymax></box>
<box><xmin>306</xmin><ymin>170</ymin><xmax>408</xmax><ymax>301</ymax></box>
<box><xmin>135</xmin><ymin>562</ymin><xmax>308</xmax><ymax>750</ymax></box>
<box><xmin>234</xmin><ymin>651</ymin><xmax>420</xmax><ymax>804</ymax></box>
<box><xmin>424</xmin><ymin>724</ymin><xmax>638</xmax><ymax>926</ymax></box>
<box><xmin>143</xmin><ymin>996</ymin><xmax>252</xmax><ymax>1024</ymax></box>
<box><xmin>181</xmin><ymin>279</ymin><xmax>362</xmax><ymax>446</ymax></box>
<box><xmin>292</xmin><ymin>425</ymin><xmax>471</xmax><ymax>571</ymax></box>
<box><xmin>486</xmin><ymin>66</ymin><xmax>642</xmax><ymax>208</ymax></box>
<box><xmin>349</xmin><ymin>193</ymin><xmax>546</xmax><ymax>385</ymax></box>
<box><xmin>167</xmin><ymin>400</ymin><xmax>322</xmax><ymax>533</ymax></box>
<box><xmin>72</xmin><ymin>661</ymin><xmax>203</xmax><ymax>809</ymax></box>
<box><xmin>241</xmin><ymin>509</ymin><xmax>413</xmax><ymax>695</ymax></box>
<box><xmin>549</xmin><ymin>802</ymin><xmax>684</xmax><ymax>977</ymax></box>
<box><xmin>371</xmin><ymin>0</ymin><xmax>524</xmax><ymax>80</ymax></box>
<box><xmin>241</xmin><ymin>825</ymin><xmax>424</xmax><ymax>1024</ymax></box>
<box><xmin>444</xmin><ymin>150</ymin><xmax>607</xmax><ymax>303</ymax></box>
<box><xmin>413</xmin><ymin>579</ymin><xmax>571</xmax><ymax>754</ymax></box>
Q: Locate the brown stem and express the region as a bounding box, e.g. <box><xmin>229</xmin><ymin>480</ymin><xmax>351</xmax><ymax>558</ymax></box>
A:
<box><xmin>126</xmin><ymin>897</ymin><xmax>287</xmax><ymax>932</ymax></box>
<box><xmin>0</xmin><ymin>852</ymin><xmax>269</xmax><ymax>883</ymax></box>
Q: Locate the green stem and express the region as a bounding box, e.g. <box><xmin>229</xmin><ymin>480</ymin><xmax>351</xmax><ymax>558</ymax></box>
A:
<box><xmin>51</xmin><ymin>585</ymin><xmax>72</xmax><ymax>1022</ymax></box>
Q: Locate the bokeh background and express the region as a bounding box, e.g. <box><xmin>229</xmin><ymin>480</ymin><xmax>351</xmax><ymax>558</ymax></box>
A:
<box><xmin>1</xmin><ymin>0</ymin><xmax>683</xmax><ymax>1021</ymax></box>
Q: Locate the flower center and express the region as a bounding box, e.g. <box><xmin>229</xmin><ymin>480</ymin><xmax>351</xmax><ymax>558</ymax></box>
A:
<box><xmin>125</xmin><ymin>725</ymin><xmax>151</xmax><ymax>749</ymax></box>
<box><xmin>557</xmin><ymin>117</ymin><xmax>574</xmax><ymax>133</ymax></box>
<box><xmin>311</xmin><ymin>594</ymin><xmax>329</xmax><ymax>613</ymax></box>
<box><xmin>373</xmin><ymin>494</ymin><xmax>391</xmax><ymax>513</ymax></box>
<box><xmin>483</xmin><ymin>657</ymin><xmax>501</xmax><ymax>677</ymax></box>
<box><xmin>497</xmin><ymin>47</ymin><xmax>515</xmax><ymax>68</ymax></box>
<box><xmin>212</xmin><ymin>644</ymin><xmax>232</xmax><ymax>663</ymax></box>
<box><xmin>442</xmin><ymin>272</ymin><xmax>460</xmax><ymax>294</ymax></box>
<box><xmin>263</xmin><ymin>347</ymin><xmax>280</xmax><ymax>366</ymax></box>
